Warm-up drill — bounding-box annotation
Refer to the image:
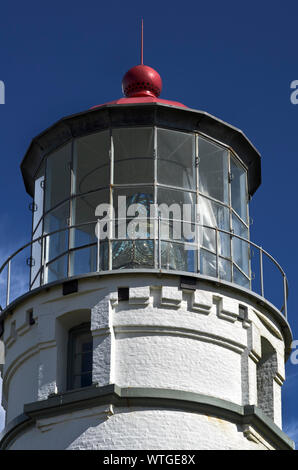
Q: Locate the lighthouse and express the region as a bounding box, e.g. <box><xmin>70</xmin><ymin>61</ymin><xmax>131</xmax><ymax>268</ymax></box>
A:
<box><xmin>0</xmin><ymin>58</ymin><xmax>294</xmax><ymax>450</ymax></box>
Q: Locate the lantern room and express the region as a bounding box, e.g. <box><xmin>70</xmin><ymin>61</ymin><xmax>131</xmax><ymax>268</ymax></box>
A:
<box><xmin>19</xmin><ymin>64</ymin><xmax>262</xmax><ymax>299</ymax></box>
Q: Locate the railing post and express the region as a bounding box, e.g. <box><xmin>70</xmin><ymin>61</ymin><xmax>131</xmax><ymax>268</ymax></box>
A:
<box><xmin>158</xmin><ymin>215</ymin><xmax>161</xmax><ymax>269</ymax></box>
<box><xmin>215</xmin><ymin>228</ymin><xmax>219</xmax><ymax>278</ymax></box>
<box><xmin>259</xmin><ymin>247</ymin><xmax>264</xmax><ymax>297</ymax></box>
<box><xmin>41</xmin><ymin>234</ymin><xmax>47</xmax><ymax>285</ymax></box>
<box><xmin>196</xmin><ymin>216</ymin><xmax>200</xmax><ymax>274</ymax></box>
<box><xmin>283</xmin><ymin>275</ymin><xmax>288</xmax><ymax>319</ymax></box>
<box><xmin>97</xmin><ymin>220</ymin><xmax>101</xmax><ymax>272</ymax></box>
<box><xmin>6</xmin><ymin>260</ymin><xmax>11</xmax><ymax>307</ymax></box>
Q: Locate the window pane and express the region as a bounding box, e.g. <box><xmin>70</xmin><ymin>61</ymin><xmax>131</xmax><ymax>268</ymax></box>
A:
<box><xmin>161</xmin><ymin>241</ymin><xmax>196</xmax><ymax>272</ymax></box>
<box><xmin>219</xmin><ymin>257</ymin><xmax>232</xmax><ymax>282</ymax></box>
<box><xmin>112</xmin><ymin>240</ymin><xmax>154</xmax><ymax>269</ymax></box>
<box><xmin>47</xmin><ymin>255</ymin><xmax>68</xmax><ymax>283</ymax></box>
<box><xmin>44</xmin><ymin>202</ymin><xmax>69</xmax><ymax>263</ymax></box>
<box><xmin>158</xmin><ymin>188</ymin><xmax>195</xmax><ymax>244</ymax></box>
<box><xmin>157</xmin><ymin>188</ymin><xmax>195</xmax><ymax>219</ymax></box>
<box><xmin>113</xmin><ymin>187</ymin><xmax>154</xmax><ymax>240</ymax></box>
<box><xmin>33</xmin><ymin>164</ymin><xmax>45</xmax><ymax>233</ymax></box>
<box><xmin>70</xmin><ymin>246</ymin><xmax>97</xmax><ymax>276</ymax></box>
<box><xmin>113</xmin><ymin>187</ymin><xmax>154</xmax><ymax>215</ymax></box>
<box><xmin>200</xmin><ymin>249</ymin><xmax>216</xmax><ymax>277</ymax></box>
<box><xmin>113</xmin><ymin>128</ymin><xmax>154</xmax><ymax>184</ymax></box>
<box><xmin>157</xmin><ymin>129</ymin><xmax>195</xmax><ymax>189</ymax></box>
<box><xmin>233</xmin><ymin>265</ymin><xmax>250</xmax><ymax>289</ymax></box>
<box><xmin>199</xmin><ymin>137</ymin><xmax>228</xmax><ymax>203</ymax></box>
<box><xmin>81</xmin><ymin>351</ymin><xmax>92</xmax><ymax>373</ymax></box>
<box><xmin>31</xmin><ymin>165</ymin><xmax>45</xmax><ymax>287</ymax></box>
<box><xmin>73</xmin><ymin>131</ymin><xmax>110</xmax><ymax>194</ymax></box>
<box><xmin>231</xmin><ymin>156</ymin><xmax>247</xmax><ymax>222</ymax></box>
<box><xmin>69</xmin><ymin>326</ymin><xmax>93</xmax><ymax>390</ymax></box>
<box><xmin>45</xmin><ymin>143</ymin><xmax>72</xmax><ymax>210</ymax></box>
<box><xmin>70</xmin><ymin>190</ymin><xmax>109</xmax><ymax>249</ymax></box>
<box><xmin>200</xmin><ymin>251</ymin><xmax>232</xmax><ymax>281</ymax></box>
<box><xmin>69</xmin><ymin>242</ymin><xmax>108</xmax><ymax>276</ymax></box>
<box><xmin>232</xmin><ymin>213</ymin><xmax>249</xmax><ymax>275</ymax></box>
<box><xmin>199</xmin><ymin>196</ymin><xmax>230</xmax><ymax>258</ymax></box>
<box><xmin>31</xmin><ymin>239</ymin><xmax>42</xmax><ymax>288</ymax></box>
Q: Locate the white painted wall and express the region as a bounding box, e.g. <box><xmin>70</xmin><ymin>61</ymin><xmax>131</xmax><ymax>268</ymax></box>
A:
<box><xmin>8</xmin><ymin>406</ymin><xmax>272</xmax><ymax>450</ymax></box>
<box><xmin>0</xmin><ymin>274</ymin><xmax>290</xmax><ymax>449</ymax></box>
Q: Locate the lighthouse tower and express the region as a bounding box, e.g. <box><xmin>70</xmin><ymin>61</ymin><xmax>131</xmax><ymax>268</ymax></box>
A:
<box><xmin>0</xmin><ymin>59</ymin><xmax>294</xmax><ymax>450</ymax></box>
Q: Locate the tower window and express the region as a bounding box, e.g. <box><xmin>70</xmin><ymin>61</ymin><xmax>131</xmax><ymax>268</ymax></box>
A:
<box><xmin>67</xmin><ymin>322</ymin><xmax>93</xmax><ymax>390</ymax></box>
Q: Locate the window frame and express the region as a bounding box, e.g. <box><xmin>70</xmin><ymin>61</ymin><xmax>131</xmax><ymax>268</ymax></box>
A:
<box><xmin>67</xmin><ymin>322</ymin><xmax>93</xmax><ymax>391</ymax></box>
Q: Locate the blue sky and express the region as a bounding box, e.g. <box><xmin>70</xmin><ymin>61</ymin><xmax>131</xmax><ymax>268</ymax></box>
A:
<box><xmin>0</xmin><ymin>0</ymin><xmax>297</xmax><ymax>446</ymax></box>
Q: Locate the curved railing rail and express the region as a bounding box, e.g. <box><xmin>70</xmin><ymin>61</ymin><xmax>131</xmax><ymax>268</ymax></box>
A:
<box><xmin>0</xmin><ymin>218</ymin><xmax>288</xmax><ymax>319</ymax></box>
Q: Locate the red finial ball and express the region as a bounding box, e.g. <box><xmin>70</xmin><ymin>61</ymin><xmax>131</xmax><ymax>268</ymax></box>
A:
<box><xmin>122</xmin><ymin>64</ymin><xmax>162</xmax><ymax>98</ymax></box>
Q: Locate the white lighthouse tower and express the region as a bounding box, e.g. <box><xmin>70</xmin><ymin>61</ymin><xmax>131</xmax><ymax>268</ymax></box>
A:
<box><xmin>0</xmin><ymin>59</ymin><xmax>294</xmax><ymax>450</ymax></box>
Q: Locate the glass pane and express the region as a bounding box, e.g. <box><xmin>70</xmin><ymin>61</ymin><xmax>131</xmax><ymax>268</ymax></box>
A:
<box><xmin>231</xmin><ymin>156</ymin><xmax>248</xmax><ymax>222</ymax></box>
<box><xmin>200</xmin><ymin>226</ymin><xmax>216</xmax><ymax>253</ymax></box>
<box><xmin>200</xmin><ymin>249</ymin><xmax>216</xmax><ymax>277</ymax></box>
<box><xmin>80</xmin><ymin>373</ymin><xmax>92</xmax><ymax>388</ymax></box>
<box><xmin>75</xmin><ymin>332</ymin><xmax>92</xmax><ymax>353</ymax></box>
<box><xmin>219</xmin><ymin>257</ymin><xmax>232</xmax><ymax>282</ymax></box>
<box><xmin>113</xmin><ymin>128</ymin><xmax>154</xmax><ymax>184</ymax></box>
<box><xmin>31</xmin><ymin>239</ymin><xmax>42</xmax><ymax>288</ymax></box>
<box><xmin>232</xmin><ymin>213</ymin><xmax>249</xmax><ymax>275</ymax></box>
<box><xmin>73</xmin><ymin>331</ymin><xmax>93</xmax><ymax>389</ymax></box>
<box><xmin>45</xmin><ymin>143</ymin><xmax>72</xmax><ymax>210</ymax></box>
<box><xmin>70</xmin><ymin>190</ymin><xmax>109</xmax><ymax>249</ymax></box>
<box><xmin>73</xmin><ymin>131</ymin><xmax>110</xmax><ymax>194</ymax></box>
<box><xmin>161</xmin><ymin>241</ymin><xmax>194</xmax><ymax>272</ymax></box>
<box><xmin>9</xmin><ymin>246</ymin><xmax>31</xmax><ymax>303</ymax></box>
<box><xmin>112</xmin><ymin>240</ymin><xmax>154</xmax><ymax>269</ymax></box>
<box><xmin>47</xmin><ymin>255</ymin><xmax>68</xmax><ymax>283</ymax></box>
<box><xmin>31</xmin><ymin>166</ymin><xmax>45</xmax><ymax>287</ymax></box>
<box><xmin>69</xmin><ymin>242</ymin><xmax>108</xmax><ymax>276</ymax></box>
<box><xmin>33</xmin><ymin>164</ymin><xmax>45</xmax><ymax>233</ymax></box>
<box><xmin>199</xmin><ymin>137</ymin><xmax>228</xmax><ymax>203</ymax></box>
<box><xmin>157</xmin><ymin>128</ymin><xmax>195</xmax><ymax>189</ymax></box>
<box><xmin>233</xmin><ymin>265</ymin><xmax>250</xmax><ymax>289</ymax></box>
<box><xmin>199</xmin><ymin>196</ymin><xmax>230</xmax><ymax>257</ymax></box>
<box><xmin>81</xmin><ymin>350</ymin><xmax>92</xmax><ymax>373</ymax></box>
<box><xmin>44</xmin><ymin>202</ymin><xmax>69</xmax><ymax>263</ymax></box>
<box><xmin>70</xmin><ymin>246</ymin><xmax>97</xmax><ymax>276</ymax></box>
<box><xmin>157</xmin><ymin>188</ymin><xmax>195</xmax><ymax>218</ymax></box>
<box><xmin>113</xmin><ymin>187</ymin><xmax>154</xmax><ymax>239</ymax></box>
<box><xmin>158</xmin><ymin>188</ymin><xmax>195</xmax><ymax>243</ymax></box>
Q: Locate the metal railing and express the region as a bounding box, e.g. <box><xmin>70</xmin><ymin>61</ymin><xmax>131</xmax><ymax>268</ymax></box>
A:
<box><xmin>0</xmin><ymin>218</ymin><xmax>288</xmax><ymax>319</ymax></box>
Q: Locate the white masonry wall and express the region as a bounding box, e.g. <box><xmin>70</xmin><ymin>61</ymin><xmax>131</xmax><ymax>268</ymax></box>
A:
<box><xmin>9</xmin><ymin>406</ymin><xmax>274</xmax><ymax>450</ymax></box>
<box><xmin>0</xmin><ymin>273</ymin><xmax>288</xmax><ymax>449</ymax></box>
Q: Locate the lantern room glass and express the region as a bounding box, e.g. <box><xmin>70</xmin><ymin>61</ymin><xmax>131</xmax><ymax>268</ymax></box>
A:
<box><xmin>31</xmin><ymin>127</ymin><xmax>250</xmax><ymax>289</ymax></box>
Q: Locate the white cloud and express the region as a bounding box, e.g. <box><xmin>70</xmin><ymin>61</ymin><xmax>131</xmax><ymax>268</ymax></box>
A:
<box><xmin>284</xmin><ymin>421</ymin><xmax>298</xmax><ymax>449</ymax></box>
